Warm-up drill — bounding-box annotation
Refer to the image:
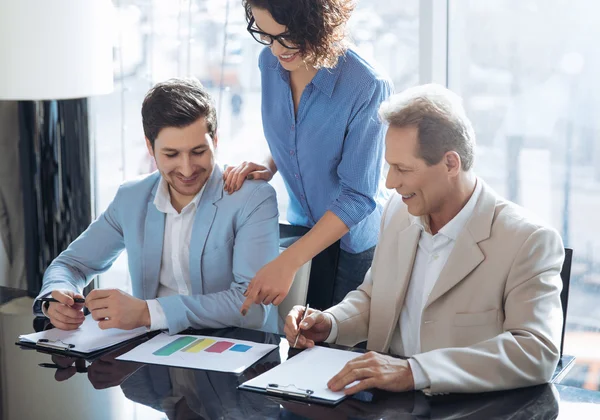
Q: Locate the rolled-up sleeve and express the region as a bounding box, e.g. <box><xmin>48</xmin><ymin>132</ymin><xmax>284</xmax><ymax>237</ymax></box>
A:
<box><xmin>327</xmin><ymin>79</ymin><xmax>392</xmax><ymax>229</ymax></box>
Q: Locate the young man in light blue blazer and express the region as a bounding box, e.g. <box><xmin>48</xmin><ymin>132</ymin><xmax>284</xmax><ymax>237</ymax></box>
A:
<box><xmin>34</xmin><ymin>78</ymin><xmax>280</xmax><ymax>334</ymax></box>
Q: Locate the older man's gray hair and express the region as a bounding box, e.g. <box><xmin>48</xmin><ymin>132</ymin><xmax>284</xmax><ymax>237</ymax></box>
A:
<box><xmin>379</xmin><ymin>84</ymin><xmax>476</xmax><ymax>171</ymax></box>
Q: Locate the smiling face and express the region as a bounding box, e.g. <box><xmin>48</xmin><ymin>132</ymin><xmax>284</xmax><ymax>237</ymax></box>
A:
<box><xmin>147</xmin><ymin>117</ymin><xmax>217</xmax><ymax>207</ymax></box>
<box><xmin>251</xmin><ymin>7</ymin><xmax>304</xmax><ymax>71</ymax></box>
<box><xmin>384</xmin><ymin>125</ymin><xmax>453</xmax><ymax>217</ymax></box>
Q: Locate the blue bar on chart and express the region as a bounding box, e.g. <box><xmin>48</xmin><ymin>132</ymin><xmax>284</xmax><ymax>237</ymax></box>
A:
<box><xmin>230</xmin><ymin>344</ymin><xmax>252</xmax><ymax>352</ymax></box>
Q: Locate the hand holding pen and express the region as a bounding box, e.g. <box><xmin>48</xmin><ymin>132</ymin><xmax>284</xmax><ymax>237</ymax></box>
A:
<box><xmin>41</xmin><ymin>290</ymin><xmax>86</xmax><ymax>331</ymax></box>
<box><xmin>293</xmin><ymin>303</ymin><xmax>310</xmax><ymax>348</ymax></box>
<box><xmin>284</xmin><ymin>304</ymin><xmax>333</xmax><ymax>349</ymax></box>
<box><xmin>40</xmin><ymin>297</ymin><xmax>85</xmax><ymax>304</ymax></box>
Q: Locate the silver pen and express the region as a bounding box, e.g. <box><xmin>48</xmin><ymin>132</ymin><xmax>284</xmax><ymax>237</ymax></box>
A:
<box><xmin>293</xmin><ymin>304</ymin><xmax>310</xmax><ymax>348</ymax></box>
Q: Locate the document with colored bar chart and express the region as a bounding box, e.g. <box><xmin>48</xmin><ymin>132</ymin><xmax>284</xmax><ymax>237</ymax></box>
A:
<box><xmin>116</xmin><ymin>333</ymin><xmax>278</xmax><ymax>373</ymax></box>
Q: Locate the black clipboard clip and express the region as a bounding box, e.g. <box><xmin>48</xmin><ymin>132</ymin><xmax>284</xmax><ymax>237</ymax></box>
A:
<box><xmin>36</xmin><ymin>338</ymin><xmax>76</xmax><ymax>351</ymax></box>
<box><xmin>266</xmin><ymin>383</ymin><xmax>315</xmax><ymax>399</ymax></box>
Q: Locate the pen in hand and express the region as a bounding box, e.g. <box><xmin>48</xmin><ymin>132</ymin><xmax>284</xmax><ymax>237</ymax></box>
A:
<box><xmin>40</xmin><ymin>297</ymin><xmax>85</xmax><ymax>304</ymax></box>
<box><xmin>293</xmin><ymin>304</ymin><xmax>310</xmax><ymax>348</ymax></box>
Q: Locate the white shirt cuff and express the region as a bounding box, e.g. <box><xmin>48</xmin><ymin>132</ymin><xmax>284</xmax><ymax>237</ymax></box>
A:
<box><xmin>324</xmin><ymin>313</ymin><xmax>338</xmax><ymax>343</ymax></box>
<box><xmin>408</xmin><ymin>358</ymin><xmax>431</xmax><ymax>390</ymax></box>
<box><xmin>40</xmin><ymin>300</ymin><xmax>50</xmax><ymax>318</ymax></box>
<box><xmin>38</xmin><ymin>292</ymin><xmax>52</xmax><ymax>318</ymax></box>
<box><xmin>147</xmin><ymin>299</ymin><xmax>168</xmax><ymax>331</ymax></box>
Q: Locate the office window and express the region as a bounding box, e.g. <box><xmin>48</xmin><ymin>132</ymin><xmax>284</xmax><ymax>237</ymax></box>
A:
<box><xmin>348</xmin><ymin>0</ymin><xmax>419</xmax><ymax>91</ymax></box>
<box><xmin>89</xmin><ymin>0</ymin><xmax>419</xmax><ymax>292</ymax></box>
<box><xmin>449</xmin><ymin>0</ymin><xmax>600</xmax><ymax>390</ymax></box>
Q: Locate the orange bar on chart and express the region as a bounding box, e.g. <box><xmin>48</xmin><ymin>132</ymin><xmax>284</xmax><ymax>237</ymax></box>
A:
<box><xmin>182</xmin><ymin>338</ymin><xmax>216</xmax><ymax>353</ymax></box>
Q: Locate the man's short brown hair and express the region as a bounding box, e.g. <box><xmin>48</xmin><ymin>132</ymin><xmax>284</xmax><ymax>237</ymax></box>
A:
<box><xmin>379</xmin><ymin>84</ymin><xmax>476</xmax><ymax>171</ymax></box>
<box><xmin>142</xmin><ymin>78</ymin><xmax>217</xmax><ymax>148</ymax></box>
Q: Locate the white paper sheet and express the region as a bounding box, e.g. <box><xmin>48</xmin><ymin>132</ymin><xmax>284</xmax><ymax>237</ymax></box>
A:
<box><xmin>240</xmin><ymin>346</ymin><xmax>363</xmax><ymax>402</ymax></box>
<box><xmin>116</xmin><ymin>333</ymin><xmax>278</xmax><ymax>373</ymax></box>
<box><xmin>18</xmin><ymin>314</ymin><xmax>148</xmax><ymax>353</ymax></box>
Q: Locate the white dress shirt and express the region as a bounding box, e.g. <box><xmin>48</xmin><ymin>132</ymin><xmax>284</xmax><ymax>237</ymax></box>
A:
<box><xmin>326</xmin><ymin>180</ymin><xmax>482</xmax><ymax>390</ymax></box>
<box><xmin>146</xmin><ymin>176</ymin><xmax>206</xmax><ymax>330</ymax></box>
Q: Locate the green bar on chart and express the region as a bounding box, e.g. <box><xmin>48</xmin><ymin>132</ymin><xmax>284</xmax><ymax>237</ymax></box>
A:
<box><xmin>182</xmin><ymin>338</ymin><xmax>216</xmax><ymax>353</ymax></box>
<box><xmin>153</xmin><ymin>336</ymin><xmax>197</xmax><ymax>356</ymax></box>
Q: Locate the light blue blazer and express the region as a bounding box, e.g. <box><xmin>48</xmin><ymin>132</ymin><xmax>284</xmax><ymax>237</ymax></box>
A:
<box><xmin>35</xmin><ymin>165</ymin><xmax>280</xmax><ymax>334</ymax></box>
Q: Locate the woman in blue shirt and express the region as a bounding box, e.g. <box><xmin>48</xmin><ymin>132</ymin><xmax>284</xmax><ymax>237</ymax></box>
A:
<box><xmin>224</xmin><ymin>0</ymin><xmax>392</xmax><ymax>315</ymax></box>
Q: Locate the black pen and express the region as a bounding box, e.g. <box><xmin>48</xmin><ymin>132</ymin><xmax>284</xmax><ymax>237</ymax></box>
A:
<box><xmin>39</xmin><ymin>363</ymin><xmax>88</xmax><ymax>372</ymax></box>
<box><xmin>40</xmin><ymin>297</ymin><xmax>85</xmax><ymax>304</ymax></box>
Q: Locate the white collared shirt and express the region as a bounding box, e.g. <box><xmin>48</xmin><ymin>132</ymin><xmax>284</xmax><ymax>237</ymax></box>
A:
<box><xmin>146</xmin><ymin>176</ymin><xmax>206</xmax><ymax>330</ymax></box>
<box><xmin>325</xmin><ymin>180</ymin><xmax>482</xmax><ymax>390</ymax></box>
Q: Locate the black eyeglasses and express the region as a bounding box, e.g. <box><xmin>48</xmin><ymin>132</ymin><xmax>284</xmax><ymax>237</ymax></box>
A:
<box><xmin>246</xmin><ymin>17</ymin><xmax>299</xmax><ymax>50</ymax></box>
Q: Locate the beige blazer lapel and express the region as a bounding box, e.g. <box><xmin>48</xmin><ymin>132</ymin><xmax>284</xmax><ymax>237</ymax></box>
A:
<box><xmin>425</xmin><ymin>181</ymin><xmax>497</xmax><ymax>308</ymax></box>
<box><xmin>425</xmin><ymin>231</ymin><xmax>483</xmax><ymax>307</ymax></box>
<box><xmin>369</xmin><ymin>222</ymin><xmax>421</xmax><ymax>352</ymax></box>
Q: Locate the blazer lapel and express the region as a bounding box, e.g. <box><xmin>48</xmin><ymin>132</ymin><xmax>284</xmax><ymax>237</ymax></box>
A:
<box><xmin>142</xmin><ymin>181</ymin><xmax>165</xmax><ymax>300</ymax></box>
<box><xmin>369</xmin><ymin>222</ymin><xmax>421</xmax><ymax>353</ymax></box>
<box><xmin>424</xmin><ymin>180</ymin><xmax>496</xmax><ymax>308</ymax></box>
<box><xmin>189</xmin><ymin>165</ymin><xmax>224</xmax><ymax>295</ymax></box>
<box><xmin>425</xmin><ymin>232</ymin><xmax>483</xmax><ymax>307</ymax></box>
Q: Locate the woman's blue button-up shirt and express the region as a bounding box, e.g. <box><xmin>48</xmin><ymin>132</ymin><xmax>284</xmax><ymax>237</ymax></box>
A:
<box><xmin>259</xmin><ymin>47</ymin><xmax>392</xmax><ymax>253</ymax></box>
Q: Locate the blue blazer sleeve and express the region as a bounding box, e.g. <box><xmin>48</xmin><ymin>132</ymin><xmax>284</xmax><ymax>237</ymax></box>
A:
<box><xmin>157</xmin><ymin>183</ymin><xmax>280</xmax><ymax>334</ymax></box>
<box><xmin>35</xmin><ymin>187</ymin><xmax>126</xmax><ymax>310</ymax></box>
<box><xmin>327</xmin><ymin>77</ymin><xmax>392</xmax><ymax>229</ymax></box>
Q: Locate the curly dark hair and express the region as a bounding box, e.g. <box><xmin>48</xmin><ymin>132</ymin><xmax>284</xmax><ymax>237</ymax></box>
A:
<box><xmin>243</xmin><ymin>0</ymin><xmax>355</xmax><ymax>69</ymax></box>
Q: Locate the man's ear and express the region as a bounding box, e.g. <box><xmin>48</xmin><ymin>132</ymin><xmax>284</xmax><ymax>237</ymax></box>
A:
<box><xmin>145</xmin><ymin>137</ymin><xmax>154</xmax><ymax>157</ymax></box>
<box><xmin>212</xmin><ymin>132</ymin><xmax>219</xmax><ymax>150</ymax></box>
<box><xmin>444</xmin><ymin>151</ymin><xmax>462</xmax><ymax>177</ymax></box>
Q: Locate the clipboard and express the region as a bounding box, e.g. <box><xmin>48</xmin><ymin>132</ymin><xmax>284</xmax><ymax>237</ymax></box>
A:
<box><xmin>16</xmin><ymin>314</ymin><xmax>151</xmax><ymax>359</ymax></box>
<box><xmin>16</xmin><ymin>332</ymin><xmax>153</xmax><ymax>360</ymax></box>
<box><xmin>238</xmin><ymin>381</ymin><xmax>346</xmax><ymax>406</ymax></box>
<box><xmin>238</xmin><ymin>346</ymin><xmax>364</xmax><ymax>406</ymax></box>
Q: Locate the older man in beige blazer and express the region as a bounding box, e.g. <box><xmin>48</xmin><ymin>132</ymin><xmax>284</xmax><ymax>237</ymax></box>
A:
<box><xmin>284</xmin><ymin>84</ymin><xmax>564</xmax><ymax>395</ymax></box>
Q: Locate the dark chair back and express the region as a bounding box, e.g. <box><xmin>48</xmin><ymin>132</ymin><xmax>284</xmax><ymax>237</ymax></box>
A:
<box><xmin>279</xmin><ymin>224</ymin><xmax>340</xmax><ymax>311</ymax></box>
<box><xmin>559</xmin><ymin>248</ymin><xmax>573</xmax><ymax>357</ymax></box>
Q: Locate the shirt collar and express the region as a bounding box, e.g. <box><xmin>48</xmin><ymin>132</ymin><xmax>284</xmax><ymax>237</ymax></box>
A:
<box><xmin>310</xmin><ymin>56</ymin><xmax>345</xmax><ymax>98</ymax></box>
<box><xmin>153</xmin><ymin>177</ymin><xmax>172</xmax><ymax>213</ymax></box>
<box><xmin>409</xmin><ymin>179</ymin><xmax>483</xmax><ymax>240</ymax></box>
<box><xmin>409</xmin><ymin>212</ymin><xmax>428</xmax><ymax>232</ymax></box>
<box><xmin>271</xmin><ymin>52</ymin><xmax>346</xmax><ymax>98</ymax></box>
<box><xmin>153</xmin><ymin>176</ymin><xmax>206</xmax><ymax>214</ymax></box>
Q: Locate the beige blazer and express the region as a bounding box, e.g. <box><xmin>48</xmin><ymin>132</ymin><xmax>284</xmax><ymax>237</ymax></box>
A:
<box><xmin>326</xmin><ymin>180</ymin><xmax>564</xmax><ymax>393</ymax></box>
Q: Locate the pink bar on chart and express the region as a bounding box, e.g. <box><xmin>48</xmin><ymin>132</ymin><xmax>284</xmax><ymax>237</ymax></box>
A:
<box><xmin>204</xmin><ymin>341</ymin><xmax>235</xmax><ymax>353</ymax></box>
